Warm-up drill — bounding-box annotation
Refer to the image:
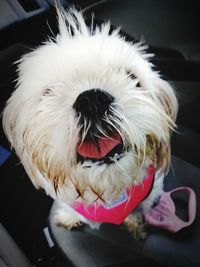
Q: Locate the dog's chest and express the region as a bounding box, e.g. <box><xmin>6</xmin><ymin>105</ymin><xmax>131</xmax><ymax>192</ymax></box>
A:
<box><xmin>71</xmin><ymin>165</ymin><xmax>155</xmax><ymax>224</ymax></box>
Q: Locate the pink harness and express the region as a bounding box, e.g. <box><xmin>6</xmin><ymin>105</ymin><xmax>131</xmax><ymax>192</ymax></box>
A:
<box><xmin>72</xmin><ymin>165</ymin><xmax>197</xmax><ymax>232</ymax></box>
<box><xmin>72</xmin><ymin>165</ymin><xmax>155</xmax><ymax>225</ymax></box>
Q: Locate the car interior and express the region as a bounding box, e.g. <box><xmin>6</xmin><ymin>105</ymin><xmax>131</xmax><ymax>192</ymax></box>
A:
<box><xmin>0</xmin><ymin>0</ymin><xmax>200</xmax><ymax>267</ymax></box>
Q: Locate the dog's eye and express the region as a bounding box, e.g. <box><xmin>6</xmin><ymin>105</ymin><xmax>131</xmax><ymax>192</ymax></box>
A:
<box><xmin>126</xmin><ymin>70</ymin><xmax>141</xmax><ymax>87</ymax></box>
<box><xmin>127</xmin><ymin>71</ymin><xmax>136</xmax><ymax>80</ymax></box>
<box><xmin>42</xmin><ymin>88</ymin><xmax>54</xmax><ymax>96</ymax></box>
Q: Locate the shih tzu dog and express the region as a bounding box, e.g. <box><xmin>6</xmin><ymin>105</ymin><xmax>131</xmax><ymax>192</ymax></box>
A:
<box><xmin>2</xmin><ymin>7</ymin><xmax>178</xmax><ymax>238</ymax></box>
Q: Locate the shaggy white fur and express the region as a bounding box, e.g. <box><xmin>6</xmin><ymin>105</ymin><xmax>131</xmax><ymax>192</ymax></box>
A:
<box><xmin>2</xmin><ymin>7</ymin><xmax>178</xmax><ymax>235</ymax></box>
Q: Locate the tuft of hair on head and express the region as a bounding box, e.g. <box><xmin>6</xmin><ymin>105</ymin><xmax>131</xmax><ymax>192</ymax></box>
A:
<box><xmin>54</xmin><ymin>2</ymin><xmax>121</xmax><ymax>41</ymax></box>
<box><xmin>55</xmin><ymin>3</ymin><xmax>89</xmax><ymax>38</ymax></box>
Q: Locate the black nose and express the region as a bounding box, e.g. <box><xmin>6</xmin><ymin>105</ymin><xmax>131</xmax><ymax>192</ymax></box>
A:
<box><xmin>73</xmin><ymin>88</ymin><xmax>114</xmax><ymax>121</ymax></box>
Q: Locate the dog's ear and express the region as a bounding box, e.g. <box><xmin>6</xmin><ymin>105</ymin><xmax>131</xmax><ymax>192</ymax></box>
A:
<box><xmin>146</xmin><ymin>77</ymin><xmax>178</xmax><ymax>173</ymax></box>
<box><xmin>152</xmin><ymin>77</ymin><xmax>178</xmax><ymax>123</ymax></box>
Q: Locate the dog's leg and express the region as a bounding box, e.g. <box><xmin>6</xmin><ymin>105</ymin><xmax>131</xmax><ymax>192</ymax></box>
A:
<box><xmin>123</xmin><ymin>172</ymin><xmax>165</xmax><ymax>239</ymax></box>
<box><xmin>123</xmin><ymin>212</ymin><xmax>146</xmax><ymax>239</ymax></box>
<box><xmin>54</xmin><ymin>201</ymin><xmax>87</xmax><ymax>230</ymax></box>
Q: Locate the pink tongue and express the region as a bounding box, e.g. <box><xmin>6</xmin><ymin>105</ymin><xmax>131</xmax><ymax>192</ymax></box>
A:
<box><xmin>77</xmin><ymin>133</ymin><xmax>122</xmax><ymax>159</ymax></box>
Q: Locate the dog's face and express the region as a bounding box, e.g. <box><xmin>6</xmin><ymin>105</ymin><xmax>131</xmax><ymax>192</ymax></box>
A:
<box><xmin>3</xmin><ymin>8</ymin><xmax>178</xmax><ymax>204</ymax></box>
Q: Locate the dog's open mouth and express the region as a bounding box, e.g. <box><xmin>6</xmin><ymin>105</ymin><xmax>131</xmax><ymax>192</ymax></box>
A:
<box><xmin>77</xmin><ymin>133</ymin><xmax>125</xmax><ymax>164</ymax></box>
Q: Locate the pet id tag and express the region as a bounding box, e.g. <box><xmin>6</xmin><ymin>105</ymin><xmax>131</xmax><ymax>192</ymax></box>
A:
<box><xmin>145</xmin><ymin>187</ymin><xmax>196</xmax><ymax>232</ymax></box>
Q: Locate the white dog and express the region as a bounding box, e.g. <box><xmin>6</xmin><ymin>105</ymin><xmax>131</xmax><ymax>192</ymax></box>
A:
<box><xmin>3</xmin><ymin>7</ymin><xmax>178</xmax><ymax>238</ymax></box>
